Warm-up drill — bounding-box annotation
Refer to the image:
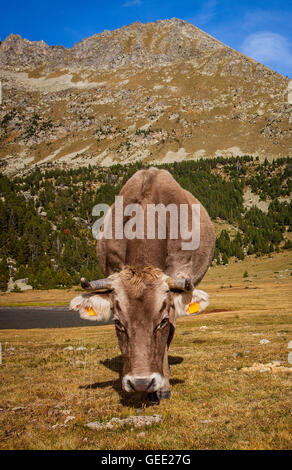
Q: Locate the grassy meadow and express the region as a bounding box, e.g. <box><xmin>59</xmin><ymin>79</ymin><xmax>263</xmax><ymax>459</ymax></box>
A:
<box><xmin>0</xmin><ymin>252</ymin><xmax>291</xmax><ymax>450</ymax></box>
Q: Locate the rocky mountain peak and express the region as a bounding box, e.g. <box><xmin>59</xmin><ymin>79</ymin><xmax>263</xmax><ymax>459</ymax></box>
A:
<box><xmin>0</xmin><ymin>19</ymin><xmax>225</xmax><ymax>71</ymax></box>
<box><xmin>0</xmin><ymin>19</ymin><xmax>290</xmax><ymax>175</ymax></box>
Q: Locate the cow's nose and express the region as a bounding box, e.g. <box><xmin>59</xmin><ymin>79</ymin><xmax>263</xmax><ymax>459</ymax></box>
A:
<box><xmin>123</xmin><ymin>373</ymin><xmax>164</xmax><ymax>392</ymax></box>
<box><xmin>128</xmin><ymin>377</ymin><xmax>154</xmax><ymax>392</ymax></box>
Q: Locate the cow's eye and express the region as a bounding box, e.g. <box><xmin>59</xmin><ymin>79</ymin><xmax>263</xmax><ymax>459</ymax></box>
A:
<box><xmin>156</xmin><ymin>318</ymin><xmax>169</xmax><ymax>330</ymax></box>
<box><xmin>114</xmin><ymin>319</ymin><xmax>125</xmax><ymax>332</ymax></box>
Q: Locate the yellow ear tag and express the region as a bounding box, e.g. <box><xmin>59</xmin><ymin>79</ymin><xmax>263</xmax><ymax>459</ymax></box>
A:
<box><xmin>88</xmin><ymin>307</ymin><xmax>97</xmax><ymax>316</ymax></box>
<box><xmin>188</xmin><ymin>302</ymin><xmax>200</xmax><ymax>314</ymax></box>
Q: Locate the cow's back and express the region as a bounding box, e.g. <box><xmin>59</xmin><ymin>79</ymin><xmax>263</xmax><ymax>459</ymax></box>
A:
<box><xmin>97</xmin><ymin>167</ymin><xmax>215</xmax><ymax>286</ymax></box>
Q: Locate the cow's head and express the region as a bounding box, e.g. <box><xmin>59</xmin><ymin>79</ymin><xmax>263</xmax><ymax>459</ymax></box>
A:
<box><xmin>70</xmin><ymin>266</ymin><xmax>208</xmax><ymax>393</ymax></box>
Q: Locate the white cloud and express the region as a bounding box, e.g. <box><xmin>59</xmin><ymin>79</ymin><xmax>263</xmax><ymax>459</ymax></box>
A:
<box><xmin>188</xmin><ymin>0</ymin><xmax>217</xmax><ymax>26</ymax></box>
<box><xmin>122</xmin><ymin>0</ymin><xmax>142</xmax><ymax>7</ymax></box>
<box><xmin>241</xmin><ymin>32</ymin><xmax>292</xmax><ymax>75</ymax></box>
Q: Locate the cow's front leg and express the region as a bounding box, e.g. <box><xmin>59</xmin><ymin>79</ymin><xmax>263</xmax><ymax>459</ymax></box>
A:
<box><xmin>158</xmin><ymin>345</ymin><xmax>171</xmax><ymax>399</ymax></box>
<box><xmin>148</xmin><ymin>347</ymin><xmax>171</xmax><ymax>404</ymax></box>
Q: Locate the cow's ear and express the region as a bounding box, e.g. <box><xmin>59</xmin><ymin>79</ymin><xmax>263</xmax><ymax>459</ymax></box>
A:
<box><xmin>172</xmin><ymin>288</ymin><xmax>209</xmax><ymax>318</ymax></box>
<box><xmin>69</xmin><ymin>293</ymin><xmax>113</xmax><ymax>323</ymax></box>
<box><xmin>190</xmin><ymin>289</ymin><xmax>209</xmax><ymax>313</ymax></box>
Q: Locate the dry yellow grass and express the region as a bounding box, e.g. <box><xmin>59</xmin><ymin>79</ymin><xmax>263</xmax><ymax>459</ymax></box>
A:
<box><xmin>27</xmin><ymin>66</ymin><xmax>45</xmax><ymax>79</ymax></box>
<box><xmin>202</xmin><ymin>250</ymin><xmax>292</xmax><ymax>284</ymax></box>
<box><xmin>1</xmin><ymin>251</ymin><xmax>291</xmax><ymax>308</ymax></box>
<box><xmin>0</xmin><ymin>288</ymin><xmax>79</xmax><ymax>307</ymax></box>
<box><xmin>0</xmin><ymin>253</ymin><xmax>291</xmax><ymax>449</ymax></box>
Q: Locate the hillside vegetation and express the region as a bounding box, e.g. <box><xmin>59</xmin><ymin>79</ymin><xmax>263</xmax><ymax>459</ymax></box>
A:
<box><xmin>0</xmin><ymin>156</ymin><xmax>291</xmax><ymax>290</ymax></box>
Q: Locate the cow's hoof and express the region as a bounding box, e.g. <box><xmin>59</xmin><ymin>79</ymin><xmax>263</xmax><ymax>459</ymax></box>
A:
<box><xmin>158</xmin><ymin>390</ymin><xmax>171</xmax><ymax>400</ymax></box>
<box><xmin>147</xmin><ymin>392</ymin><xmax>160</xmax><ymax>405</ymax></box>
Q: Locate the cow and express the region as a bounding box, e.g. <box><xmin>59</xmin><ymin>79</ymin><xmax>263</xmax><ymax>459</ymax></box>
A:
<box><xmin>70</xmin><ymin>167</ymin><xmax>215</xmax><ymax>403</ymax></box>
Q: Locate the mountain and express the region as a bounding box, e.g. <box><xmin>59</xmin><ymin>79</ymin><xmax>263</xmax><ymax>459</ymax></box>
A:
<box><xmin>0</xmin><ymin>18</ymin><xmax>291</xmax><ymax>175</ymax></box>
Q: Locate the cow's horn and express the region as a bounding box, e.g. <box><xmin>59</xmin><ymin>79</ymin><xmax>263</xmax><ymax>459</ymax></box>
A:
<box><xmin>167</xmin><ymin>277</ymin><xmax>193</xmax><ymax>291</ymax></box>
<box><xmin>80</xmin><ymin>277</ymin><xmax>113</xmax><ymax>291</ymax></box>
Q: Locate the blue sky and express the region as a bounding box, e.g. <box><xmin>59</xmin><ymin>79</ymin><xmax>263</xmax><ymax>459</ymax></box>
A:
<box><xmin>1</xmin><ymin>0</ymin><xmax>292</xmax><ymax>77</ymax></box>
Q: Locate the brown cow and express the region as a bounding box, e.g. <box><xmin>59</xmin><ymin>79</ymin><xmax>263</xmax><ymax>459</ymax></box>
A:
<box><xmin>70</xmin><ymin>167</ymin><xmax>215</xmax><ymax>403</ymax></box>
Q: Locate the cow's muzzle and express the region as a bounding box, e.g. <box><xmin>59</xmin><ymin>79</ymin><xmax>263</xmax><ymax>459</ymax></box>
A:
<box><xmin>122</xmin><ymin>373</ymin><xmax>165</xmax><ymax>393</ymax></box>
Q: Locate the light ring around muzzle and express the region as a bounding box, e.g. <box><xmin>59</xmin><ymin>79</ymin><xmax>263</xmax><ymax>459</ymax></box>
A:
<box><xmin>122</xmin><ymin>373</ymin><xmax>165</xmax><ymax>393</ymax></box>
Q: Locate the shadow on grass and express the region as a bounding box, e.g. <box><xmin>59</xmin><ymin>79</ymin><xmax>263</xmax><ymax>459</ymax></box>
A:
<box><xmin>80</xmin><ymin>355</ymin><xmax>184</xmax><ymax>407</ymax></box>
<box><xmin>100</xmin><ymin>354</ymin><xmax>183</xmax><ymax>374</ymax></box>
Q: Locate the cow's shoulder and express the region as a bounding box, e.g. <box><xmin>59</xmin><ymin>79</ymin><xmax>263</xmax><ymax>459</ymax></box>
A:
<box><xmin>120</xmin><ymin>167</ymin><xmax>191</xmax><ymax>205</ymax></box>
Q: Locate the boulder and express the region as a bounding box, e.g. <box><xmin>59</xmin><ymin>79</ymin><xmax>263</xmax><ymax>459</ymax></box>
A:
<box><xmin>7</xmin><ymin>277</ymin><xmax>33</xmax><ymax>292</ymax></box>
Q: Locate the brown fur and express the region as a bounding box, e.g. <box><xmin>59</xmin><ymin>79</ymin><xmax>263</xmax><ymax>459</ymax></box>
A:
<box><xmin>95</xmin><ymin>168</ymin><xmax>215</xmax><ymax>396</ymax></box>
<box><xmin>98</xmin><ymin>167</ymin><xmax>216</xmax><ymax>285</ymax></box>
<box><xmin>119</xmin><ymin>265</ymin><xmax>163</xmax><ymax>298</ymax></box>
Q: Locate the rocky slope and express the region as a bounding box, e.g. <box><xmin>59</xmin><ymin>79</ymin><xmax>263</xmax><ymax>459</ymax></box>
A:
<box><xmin>0</xmin><ymin>18</ymin><xmax>291</xmax><ymax>175</ymax></box>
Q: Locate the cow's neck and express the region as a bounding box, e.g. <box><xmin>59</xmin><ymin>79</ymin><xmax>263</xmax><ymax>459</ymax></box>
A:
<box><xmin>125</xmin><ymin>238</ymin><xmax>167</xmax><ymax>270</ymax></box>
